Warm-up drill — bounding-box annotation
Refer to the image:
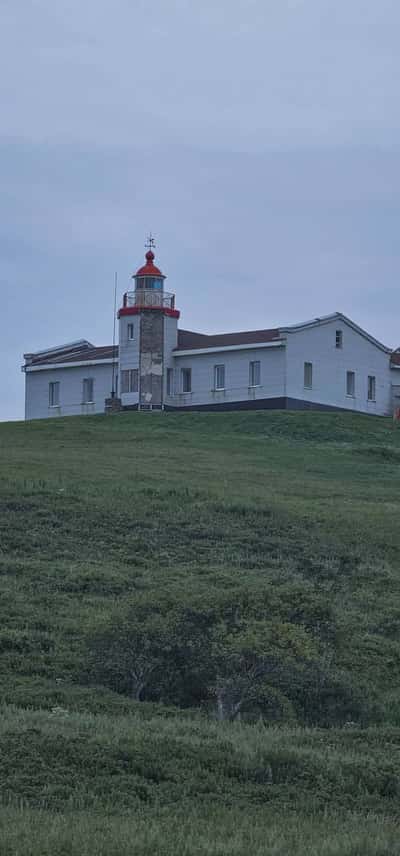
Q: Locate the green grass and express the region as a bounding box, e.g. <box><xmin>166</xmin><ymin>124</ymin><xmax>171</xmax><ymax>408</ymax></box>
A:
<box><xmin>0</xmin><ymin>410</ymin><xmax>400</xmax><ymax>853</ymax></box>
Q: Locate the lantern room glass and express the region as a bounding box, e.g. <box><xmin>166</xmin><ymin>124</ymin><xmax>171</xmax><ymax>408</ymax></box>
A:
<box><xmin>135</xmin><ymin>276</ymin><xmax>164</xmax><ymax>291</ymax></box>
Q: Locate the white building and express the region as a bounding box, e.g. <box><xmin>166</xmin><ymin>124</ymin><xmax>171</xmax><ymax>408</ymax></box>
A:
<box><xmin>23</xmin><ymin>246</ymin><xmax>400</xmax><ymax>419</ymax></box>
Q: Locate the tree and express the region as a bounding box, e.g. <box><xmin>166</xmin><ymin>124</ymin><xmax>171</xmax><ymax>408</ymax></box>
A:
<box><xmin>86</xmin><ymin>611</ymin><xmax>173</xmax><ymax>700</ymax></box>
<box><xmin>208</xmin><ymin>620</ymin><xmax>317</xmax><ymax>722</ymax></box>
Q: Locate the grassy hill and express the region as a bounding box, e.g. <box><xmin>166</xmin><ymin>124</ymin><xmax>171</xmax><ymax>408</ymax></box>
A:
<box><xmin>1</xmin><ymin>410</ymin><xmax>400</xmax><ymax>855</ymax></box>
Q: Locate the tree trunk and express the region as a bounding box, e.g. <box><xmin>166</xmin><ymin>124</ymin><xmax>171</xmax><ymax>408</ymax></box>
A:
<box><xmin>216</xmin><ymin>688</ymin><xmax>226</xmax><ymax>721</ymax></box>
<box><xmin>216</xmin><ymin>688</ymin><xmax>243</xmax><ymax>722</ymax></box>
<box><xmin>130</xmin><ymin>673</ymin><xmax>146</xmax><ymax>701</ymax></box>
<box><xmin>230</xmin><ymin>701</ymin><xmax>242</xmax><ymax>722</ymax></box>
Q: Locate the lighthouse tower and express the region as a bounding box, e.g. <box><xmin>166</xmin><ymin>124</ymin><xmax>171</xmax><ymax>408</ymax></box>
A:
<box><xmin>118</xmin><ymin>240</ymin><xmax>180</xmax><ymax>410</ymax></box>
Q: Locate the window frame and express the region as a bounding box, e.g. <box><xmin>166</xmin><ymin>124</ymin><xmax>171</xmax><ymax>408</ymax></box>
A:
<box><xmin>214</xmin><ymin>364</ymin><xmax>225</xmax><ymax>391</ymax></box>
<box><xmin>249</xmin><ymin>360</ymin><xmax>261</xmax><ymax>387</ymax></box>
<box><xmin>121</xmin><ymin>369</ymin><xmax>138</xmax><ymax>394</ymax></box>
<box><xmin>304</xmin><ymin>362</ymin><xmax>313</xmax><ymax>390</ymax></box>
<box><xmin>335</xmin><ymin>330</ymin><xmax>343</xmax><ymax>349</ymax></box>
<box><xmin>82</xmin><ymin>377</ymin><xmax>94</xmax><ymax>404</ymax></box>
<box><xmin>181</xmin><ymin>367</ymin><xmax>192</xmax><ymax>394</ymax></box>
<box><xmin>346</xmin><ymin>370</ymin><xmax>356</xmax><ymax>398</ymax></box>
<box><xmin>367</xmin><ymin>375</ymin><xmax>376</xmax><ymax>402</ymax></box>
<box><xmin>127</xmin><ymin>323</ymin><xmax>134</xmax><ymax>341</ymax></box>
<box><xmin>48</xmin><ymin>381</ymin><xmax>60</xmax><ymax>407</ymax></box>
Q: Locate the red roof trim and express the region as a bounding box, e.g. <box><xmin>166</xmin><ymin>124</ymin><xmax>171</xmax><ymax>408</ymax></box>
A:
<box><xmin>118</xmin><ymin>306</ymin><xmax>180</xmax><ymax>319</ymax></box>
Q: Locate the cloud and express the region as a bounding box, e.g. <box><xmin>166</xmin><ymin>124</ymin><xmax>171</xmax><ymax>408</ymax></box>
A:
<box><xmin>2</xmin><ymin>0</ymin><xmax>399</xmax><ymax>148</ymax></box>
<box><xmin>0</xmin><ymin>0</ymin><xmax>399</xmax><ymax>419</ymax></box>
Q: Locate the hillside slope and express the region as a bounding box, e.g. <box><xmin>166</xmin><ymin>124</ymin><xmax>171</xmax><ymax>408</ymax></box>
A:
<box><xmin>1</xmin><ymin>411</ymin><xmax>400</xmax><ymax>854</ymax></box>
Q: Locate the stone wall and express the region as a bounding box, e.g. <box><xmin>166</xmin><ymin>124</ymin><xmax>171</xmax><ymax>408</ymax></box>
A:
<box><xmin>139</xmin><ymin>312</ymin><xmax>164</xmax><ymax>407</ymax></box>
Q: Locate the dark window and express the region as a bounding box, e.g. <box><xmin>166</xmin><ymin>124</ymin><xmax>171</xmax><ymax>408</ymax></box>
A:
<box><xmin>304</xmin><ymin>362</ymin><xmax>313</xmax><ymax>389</ymax></box>
<box><xmin>49</xmin><ymin>381</ymin><xmax>60</xmax><ymax>407</ymax></box>
<box><xmin>181</xmin><ymin>368</ymin><xmax>192</xmax><ymax>393</ymax></box>
<box><xmin>127</xmin><ymin>323</ymin><xmax>134</xmax><ymax>340</ymax></box>
<box><xmin>368</xmin><ymin>375</ymin><xmax>376</xmax><ymax>401</ymax></box>
<box><xmin>214</xmin><ymin>365</ymin><xmax>225</xmax><ymax>390</ymax></box>
<box><xmin>346</xmin><ymin>371</ymin><xmax>355</xmax><ymax>397</ymax></box>
<box><xmin>336</xmin><ymin>330</ymin><xmax>343</xmax><ymax>348</ymax></box>
<box><xmin>121</xmin><ymin>369</ymin><xmax>138</xmax><ymax>393</ymax></box>
<box><xmin>249</xmin><ymin>360</ymin><xmax>261</xmax><ymax>386</ymax></box>
<box><xmin>82</xmin><ymin>378</ymin><xmax>94</xmax><ymax>403</ymax></box>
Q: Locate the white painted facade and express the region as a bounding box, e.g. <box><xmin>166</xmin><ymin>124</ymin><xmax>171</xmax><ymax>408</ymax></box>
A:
<box><xmin>25</xmin><ymin>362</ymin><xmax>114</xmax><ymax>420</ymax></box>
<box><xmin>283</xmin><ymin>317</ymin><xmax>394</xmax><ymax>415</ymax></box>
<box><xmin>23</xmin><ymin>249</ymin><xmax>400</xmax><ymax>420</ymax></box>
<box><xmin>167</xmin><ymin>343</ymin><xmax>286</xmax><ymax>410</ymax></box>
<box><xmin>118</xmin><ymin>315</ymin><xmax>140</xmax><ymax>409</ymax></box>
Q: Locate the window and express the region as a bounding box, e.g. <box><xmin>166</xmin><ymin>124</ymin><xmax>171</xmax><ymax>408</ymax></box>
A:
<box><xmin>346</xmin><ymin>371</ymin><xmax>355</xmax><ymax>397</ymax></box>
<box><xmin>181</xmin><ymin>368</ymin><xmax>192</xmax><ymax>393</ymax></box>
<box><xmin>249</xmin><ymin>360</ymin><xmax>261</xmax><ymax>387</ymax></box>
<box><xmin>304</xmin><ymin>362</ymin><xmax>313</xmax><ymax>389</ymax></box>
<box><xmin>336</xmin><ymin>330</ymin><xmax>343</xmax><ymax>349</ymax></box>
<box><xmin>49</xmin><ymin>381</ymin><xmax>60</xmax><ymax>407</ymax></box>
<box><xmin>82</xmin><ymin>378</ymin><xmax>94</xmax><ymax>403</ymax></box>
<box><xmin>368</xmin><ymin>375</ymin><xmax>376</xmax><ymax>401</ymax></box>
<box><xmin>167</xmin><ymin>368</ymin><xmax>174</xmax><ymax>396</ymax></box>
<box><xmin>214</xmin><ymin>364</ymin><xmax>225</xmax><ymax>390</ymax></box>
<box><xmin>127</xmin><ymin>323</ymin><xmax>134</xmax><ymax>340</ymax></box>
<box><xmin>121</xmin><ymin>369</ymin><xmax>138</xmax><ymax>393</ymax></box>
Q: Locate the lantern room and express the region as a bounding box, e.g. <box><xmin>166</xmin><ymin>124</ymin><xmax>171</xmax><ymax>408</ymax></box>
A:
<box><xmin>119</xmin><ymin>244</ymin><xmax>179</xmax><ymax>316</ymax></box>
<box><xmin>134</xmin><ymin>250</ymin><xmax>166</xmax><ymax>292</ymax></box>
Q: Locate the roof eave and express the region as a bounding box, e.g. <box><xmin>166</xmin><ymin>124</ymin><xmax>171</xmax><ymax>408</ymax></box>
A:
<box><xmin>23</xmin><ymin>339</ymin><xmax>93</xmax><ymax>361</ymax></box>
<box><xmin>173</xmin><ymin>340</ymin><xmax>284</xmax><ymax>357</ymax></box>
<box><xmin>23</xmin><ymin>357</ymin><xmax>117</xmax><ymax>372</ymax></box>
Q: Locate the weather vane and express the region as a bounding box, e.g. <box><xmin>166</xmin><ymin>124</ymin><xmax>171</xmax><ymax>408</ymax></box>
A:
<box><xmin>145</xmin><ymin>233</ymin><xmax>156</xmax><ymax>251</ymax></box>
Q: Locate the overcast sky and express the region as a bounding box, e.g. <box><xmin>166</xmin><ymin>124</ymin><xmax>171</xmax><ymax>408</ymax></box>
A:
<box><xmin>1</xmin><ymin>0</ymin><xmax>399</xmax><ymax>420</ymax></box>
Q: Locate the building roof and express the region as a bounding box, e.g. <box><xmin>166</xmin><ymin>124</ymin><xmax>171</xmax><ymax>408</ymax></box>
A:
<box><xmin>46</xmin><ymin>345</ymin><xmax>118</xmax><ymax>365</ymax></box>
<box><xmin>176</xmin><ymin>328</ymin><xmax>281</xmax><ymax>350</ymax></box>
<box><xmin>134</xmin><ymin>250</ymin><xmax>165</xmax><ymax>279</ymax></box>
<box><xmin>176</xmin><ymin>313</ymin><xmax>396</xmax><ymax>355</ymax></box>
<box><xmin>24</xmin><ymin>342</ymin><xmax>118</xmax><ymax>368</ymax></box>
<box><xmin>23</xmin><ymin>316</ymin><xmax>400</xmax><ymax>369</ymax></box>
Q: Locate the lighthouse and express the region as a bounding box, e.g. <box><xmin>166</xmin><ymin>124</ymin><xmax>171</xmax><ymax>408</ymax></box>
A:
<box><xmin>118</xmin><ymin>239</ymin><xmax>180</xmax><ymax>410</ymax></box>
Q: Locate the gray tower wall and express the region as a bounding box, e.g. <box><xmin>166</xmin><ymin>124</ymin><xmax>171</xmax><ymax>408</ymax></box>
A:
<box><xmin>139</xmin><ymin>311</ymin><xmax>164</xmax><ymax>407</ymax></box>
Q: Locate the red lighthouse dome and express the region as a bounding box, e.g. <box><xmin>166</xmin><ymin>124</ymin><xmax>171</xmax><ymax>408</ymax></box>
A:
<box><xmin>134</xmin><ymin>250</ymin><xmax>166</xmax><ymax>281</ymax></box>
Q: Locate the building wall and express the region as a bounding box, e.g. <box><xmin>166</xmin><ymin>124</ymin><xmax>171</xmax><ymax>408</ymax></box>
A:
<box><xmin>24</xmin><ymin>318</ymin><xmax>396</xmax><ymax>419</ymax></box>
<box><xmin>284</xmin><ymin>319</ymin><xmax>392</xmax><ymax>415</ymax></box>
<box><xmin>167</xmin><ymin>345</ymin><xmax>286</xmax><ymax>409</ymax></box>
<box><xmin>118</xmin><ymin>315</ymin><xmax>140</xmax><ymax>408</ymax></box>
<box><xmin>25</xmin><ymin>363</ymin><xmax>115</xmax><ymax>420</ymax></box>
<box><xmin>163</xmin><ymin>314</ymin><xmax>179</xmax><ymax>400</ymax></box>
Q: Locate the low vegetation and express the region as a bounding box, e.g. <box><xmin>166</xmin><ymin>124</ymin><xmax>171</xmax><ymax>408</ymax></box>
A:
<box><xmin>0</xmin><ymin>410</ymin><xmax>399</xmax><ymax>853</ymax></box>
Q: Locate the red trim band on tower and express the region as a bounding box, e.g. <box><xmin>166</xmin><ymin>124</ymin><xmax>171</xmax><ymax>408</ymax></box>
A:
<box><xmin>118</xmin><ymin>306</ymin><xmax>180</xmax><ymax>319</ymax></box>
